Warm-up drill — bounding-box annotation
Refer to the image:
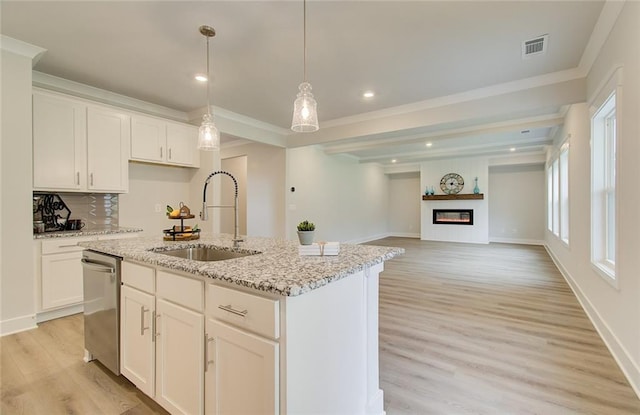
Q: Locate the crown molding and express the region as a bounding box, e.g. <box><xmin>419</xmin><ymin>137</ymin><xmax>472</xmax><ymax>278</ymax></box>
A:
<box><xmin>0</xmin><ymin>35</ymin><xmax>46</xmax><ymax>65</ymax></box>
<box><xmin>32</xmin><ymin>71</ymin><xmax>189</xmax><ymax>121</ymax></box>
<box><xmin>578</xmin><ymin>0</ymin><xmax>626</xmax><ymax>76</ymax></box>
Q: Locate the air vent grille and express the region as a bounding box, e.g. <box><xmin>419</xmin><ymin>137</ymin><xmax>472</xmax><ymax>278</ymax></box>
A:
<box><xmin>522</xmin><ymin>35</ymin><xmax>548</xmax><ymax>59</ymax></box>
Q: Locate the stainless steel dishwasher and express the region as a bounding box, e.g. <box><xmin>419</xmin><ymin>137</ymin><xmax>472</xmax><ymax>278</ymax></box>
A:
<box><xmin>81</xmin><ymin>249</ymin><xmax>122</xmax><ymax>375</ymax></box>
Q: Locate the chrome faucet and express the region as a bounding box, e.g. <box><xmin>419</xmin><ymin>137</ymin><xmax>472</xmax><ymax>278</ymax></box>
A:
<box><xmin>200</xmin><ymin>171</ymin><xmax>243</xmax><ymax>247</ymax></box>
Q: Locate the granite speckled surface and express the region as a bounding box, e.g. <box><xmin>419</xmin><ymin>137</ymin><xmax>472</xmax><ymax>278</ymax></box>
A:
<box><xmin>80</xmin><ymin>234</ymin><xmax>404</xmax><ymax>296</ymax></box>
<box><xmin>34</xmin><ymin>227</ymin><xmax>143</xmax><ymax>239</ymax></box>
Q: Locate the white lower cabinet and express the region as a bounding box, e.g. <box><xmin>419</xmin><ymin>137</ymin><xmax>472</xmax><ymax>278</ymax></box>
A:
<box><xmin>155</xmin><ymin>298</ymin><xmax>204</xmax><ymax>415</ymax></box>
<box><xmin>205</xmin><ymin>319</ymin><xmax>278</xmax><ymax>415</ymax></box>
<box><xmin>120</xmin><ymin>284</ymin><xmax>156</xmax><ymax>397</ymax></box>
<box><xmin>120</xmin><ymin>262</ymin><xmax>205</xmax><ymax>415</ymax></box>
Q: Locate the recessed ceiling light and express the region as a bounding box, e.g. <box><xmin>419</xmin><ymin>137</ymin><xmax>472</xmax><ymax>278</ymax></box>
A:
<box><xmin>510</xmin><ymin>147</ymin><xmax>516</xmax><ymax>152</ymax></box>
<box><xmin>426</xmin><ymin>142</ymin><xmax>433</xmax><ymax>147</ymax></box>
<box><xmin>195</xmin><ymin>74</ymin><xmax>208</xmax><ymax>82</ymax></box>
<box><xmin>363</xmin><ymin>91</ymin><xmax>375</xmax><ymax>98</ymax></box>
<box><xmin>391</xmin><ymin>159</ymin><xmax>397</xmax><ymax>163</ymax></box>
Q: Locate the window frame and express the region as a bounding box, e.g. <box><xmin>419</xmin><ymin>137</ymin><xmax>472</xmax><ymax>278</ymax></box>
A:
<box><xmin>589</xmin><ymin>67</ymin><xmax>621</xmax><ymax>288</ymax></box>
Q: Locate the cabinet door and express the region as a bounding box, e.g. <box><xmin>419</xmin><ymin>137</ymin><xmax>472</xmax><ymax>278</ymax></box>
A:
<box><xmin>87</xmin><ymin>106</ymin><xmax>130</xmax><ymax>193</ymax></box>
<box><xmin>121</xmin><ymin>285</ymin><xmax>155</xmax><ymax>398</ymax></box>
<box><xmin>156</xmin><ymin>299</ymin><xmax>204</xmax><ymax>415</ymax></box>
<box><xmin>33</xmin><ymin>91</ymin><xmax>86</xmax><ymax>190</ymax></box>
<box><xmin>41</xmin><ymin>251</ymin><xmax>84</xmax><ymax>309</ymax></box>
<box><xmin>166</xmin><ymin>122</ymin><xmax>199</xmax><ymax>167</ymax></box>
<box><xmin>130</xmin><ymin>115</ymin><xmax>166</xmax><ymax>163</ymax></box>
<box><xmin>205</xmin><ymin>319</ymin><xmax>278</xmax><ymax>415</ymax></box>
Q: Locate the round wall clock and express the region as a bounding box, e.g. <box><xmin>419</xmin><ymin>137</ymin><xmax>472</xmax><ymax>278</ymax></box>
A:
<box><xmin>440</xmin><ymin>173</ymin><xmax>464</xmax><ymax>194</ymax></box>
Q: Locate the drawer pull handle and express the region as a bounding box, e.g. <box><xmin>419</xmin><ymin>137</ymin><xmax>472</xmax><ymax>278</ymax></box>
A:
<box><xmin>140</xmin><ymin>306</ymin><xmax>149</xmax><ymax>336</ymax></box>
<box><xmin>59</xmin><ymin>244</ymin><xmax>79</xmax><ymax>248</ymax></box>
<box><xmin>218</xmin><ymin>304</ymin><xmax>248</xmax><ymax>317</ymax></box>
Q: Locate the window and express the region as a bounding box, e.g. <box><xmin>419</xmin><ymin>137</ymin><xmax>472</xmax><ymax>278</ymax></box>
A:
<box><xmin>559</xmin><ymin>145</ymin><xmax>569</xmax><ymax>243</ymax></box>
<box><xmin>547</xmin><ymin>139</ymin><xmax>569</xmax><ymax>245</ymax></box>
<box><xmin>547</xmin><ymin>166</ymin><xmax>553</xmax><ymax>231</ymax></box>
<box><xmin>591</xmin><ymin>91</ymin><xmax>617</xmax><ymax>281</ymax></box>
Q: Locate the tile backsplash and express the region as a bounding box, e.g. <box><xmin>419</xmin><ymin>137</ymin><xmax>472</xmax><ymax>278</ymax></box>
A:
<box><xmin>35</xmin><ymin>192</ymin><xmax>119</xmax><ymax>230</ymax></box>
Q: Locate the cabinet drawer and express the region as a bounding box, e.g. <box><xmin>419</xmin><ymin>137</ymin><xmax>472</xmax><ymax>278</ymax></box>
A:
<box><xmin>207</xmin><ymin>284</ymin><xmax>280</xmax><ymax>339</ymax></box>
<box><xmin>122</xmin><ymin>261</ymin><xmax>155</xmax><ymax>293</ymax></box>
<box><xmin>156</xmin><ymin>271</ymin><xmax>203</xmax><ymax>312</ymax></box>
<box><xmin>41</xmin><ymin>236</ymin><xmax>96</xmax><ymax>254</ymax></box>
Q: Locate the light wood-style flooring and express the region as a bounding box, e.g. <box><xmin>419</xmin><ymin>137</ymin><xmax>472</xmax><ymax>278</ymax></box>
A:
<box><xmin>373</xmin><ymin>237</ymin><xmax>640</xmax><ymax>414</ymax></box>
<box><xmin>1</xmin><ymin>238</ymin><xmax>638</xmax><ymax>414</ymax></box>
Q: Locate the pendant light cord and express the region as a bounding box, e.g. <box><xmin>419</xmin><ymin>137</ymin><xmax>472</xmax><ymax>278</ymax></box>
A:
<box><xmin>206</xmin><ymin>34</ymin><xmax>211</xmax><ymax>117</ymax></box>
<box><xmin>303</xmin><ymin>0</ymin><xmax>307</xmax><ymax>82</ymax></box>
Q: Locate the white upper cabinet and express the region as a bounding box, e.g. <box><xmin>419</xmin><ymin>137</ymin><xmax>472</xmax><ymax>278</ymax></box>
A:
<box><xmin>32</xmin><ymin>89</ymin><xmax>129</xmax><ymax>193</ymax></box>
<box><xmin>33</xmin><ymin>91</ymin><xmax>86</xmax><ymax>190</ymax></box>
<box><xmin>131</xmin><ymin>114</ymin><xmax>199</xmax><ymax>168</ymax></box>
<box><xmin>87</xmin><ymin>106</ymin><xmax>130</xmax><ymax>192</ymax></box>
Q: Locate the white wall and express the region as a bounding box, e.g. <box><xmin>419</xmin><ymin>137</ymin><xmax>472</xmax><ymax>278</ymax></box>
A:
<box><xmin>220</xmin><ymin>155</ymin><xmax>247</xmax><ymax>236</ymax></box>
<box><xmin>221</xmin><ymin>142</ymin><xmax>286</xmax><ymax>238</ymax></box>
<box><xmin>546</xmin><ymin>1</ymin><xmax>640</xmax><ymax>395</ymax></box>
<box><xmin>420</xmin><ymin>157</ymin><xmax>489</xmax><ymax>243</ymax></box>
<box><xmin>489</xmin><ymin>164</ymin><xmax>545</xmax><ymax>244</ymax></box>
<box><xmin>286</xmin><ymin>146</ymin><xmax>389</xmax><ymax>243</ymax></box>
<box><xmin>1</xmin><ymin>40</ymin><xmax>43</xmax><ymax>335</ymax></box>
<box><xmin>118</xmin><ymin>162</ymin><xmax>199</xmax><ymax>236</ymax></box>
<box><xmin>387</xmin><ymin>173</ymin><xmax>420</xmax><ymax>238</ymax></box>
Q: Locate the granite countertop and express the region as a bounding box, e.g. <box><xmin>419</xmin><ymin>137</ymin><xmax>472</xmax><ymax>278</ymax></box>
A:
<box><xmin>80</xmin><ymin>234</ymin><xmax>404</xmax><ymax>297</ymax></box>
<box><xmin>34</xmin><ymin>226</ymin><xmax>143</xmax><ymax>239</ymax></box>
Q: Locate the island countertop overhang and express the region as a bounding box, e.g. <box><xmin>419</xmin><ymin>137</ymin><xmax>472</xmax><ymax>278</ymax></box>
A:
<box><xmin>80</xmin><ymin>235</ymin><xmax>404</xmax><ymax>296</ymax></box>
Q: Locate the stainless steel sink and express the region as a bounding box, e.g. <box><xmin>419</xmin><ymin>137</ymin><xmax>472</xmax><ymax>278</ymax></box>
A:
<box><xmin>153</xmin><ymin>246</ymin><xmax>258</xmax><ymax>262</ymax></box>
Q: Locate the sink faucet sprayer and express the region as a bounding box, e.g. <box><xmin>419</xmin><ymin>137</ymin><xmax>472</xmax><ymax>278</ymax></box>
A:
<box><xmin>200</xmin><ymin>171</ymin><xmax>243</xmax><ymax>247</ymax></box>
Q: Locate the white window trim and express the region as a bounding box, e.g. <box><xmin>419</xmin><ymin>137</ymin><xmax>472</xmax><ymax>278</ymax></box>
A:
<box><xmin>546</xmin><ymin>135</ymin><xmax>570</xmax><ymax>248</ymax></box>
<box><xmin>589</xmin><ymin>67</ymin><xmax>622</xmax><ymax>289</ymax></box>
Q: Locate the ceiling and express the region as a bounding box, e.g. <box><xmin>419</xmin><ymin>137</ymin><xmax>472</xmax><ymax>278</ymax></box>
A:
<box><xmin>1</xmin><ymin>1</ymin><xmax>608</xmax><ymax>167</ymax></box>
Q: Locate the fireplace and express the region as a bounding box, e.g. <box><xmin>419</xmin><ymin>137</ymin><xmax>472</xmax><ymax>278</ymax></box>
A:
<box><xmin>433</xmin><ymin>209</ymin><xmax>474</xmax><ymax>225</ymax></box>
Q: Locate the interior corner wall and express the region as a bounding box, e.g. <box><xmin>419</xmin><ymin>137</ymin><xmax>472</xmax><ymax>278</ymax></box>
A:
<box><xmin>420</xmin><ymin>157</ymin><xmax>489</xmax><ymax>243</ymax></box>
<box><xmin>545</xmin><ymin>1</ymin><xmax>640</xmax><ymax>396</ymax></box>
<box><xmin>388</xmin><ymin>173</ymin><xmax>420</xmax><ymax>238</ymax></box>
<box><xmin>118</xmin><ymin>162</ymin><xmax>196</xmax><ymax>236</ymax></box>
<box><xmin>488</xmin><ymin>164</ymin><xmax>545</xmax><ymax>244</ymax></box>
<box><xmin>1</xmin><ymin>49</ymin><xmax>37</xmax><ymax>335</ymax></box>
<box><xmin>286</xmin><ymin>146</ymin><xmax>389</xmax><ymax>243</ymax></box>
<box><xmin>221</xmin><ymin>142</ymin><xmax>286</xmax><ymax>238</ymax></box>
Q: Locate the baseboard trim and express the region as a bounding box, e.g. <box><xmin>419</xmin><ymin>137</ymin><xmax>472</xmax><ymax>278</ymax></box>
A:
<box><xmin>346</xmin><ymin>233</ymin><xmax>392</xmax><ymax>245</ymax></box>
<box><xmin>0</xmin><ymin>313</ymin><xmax>37</xmax><ymax>336</ymax></box>
<box><xmin>490</xmin><ymin>237</ymin><xmax>545</xmax><ymax>245</ymax></box>
<box><xmin>387</xmin><ymin>232</ymin><xmax>421</xmax><ymax>239</ymax></box>
<box><xmin>36</xmin><ymin>304</ymin><xmax>84</xmax><ymax>324</ymax></box>
<box><xmin>544</xmin><ymin>245</ymin><xmax>640</xmax><ymax>399</ymax></box>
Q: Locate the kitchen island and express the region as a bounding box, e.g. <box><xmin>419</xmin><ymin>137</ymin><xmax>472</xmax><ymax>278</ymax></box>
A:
<box><xmin>81</xmin><ymin>234</ymin><xmax>403</xmax><ymax>415</ymax></box>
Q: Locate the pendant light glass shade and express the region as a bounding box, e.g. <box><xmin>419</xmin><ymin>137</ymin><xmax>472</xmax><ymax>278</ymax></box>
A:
<box><xmin>197</xmin><ymin>25</ymin><xmax>220</xmax><ymax>151</ymax></box>
<box><xmin>291</xmin><ymin>82</ymin><xmax>318</xmax><ymax>132</ymax></box>
<box><xmin>198</xmin><ymin>112</ymin><xmax>220</xmax><ymax>150</ymax></box>
<box><xmin>291</xmin><ymin>0</ymin><xmax>319</xmax><ymax>133</ymax></box>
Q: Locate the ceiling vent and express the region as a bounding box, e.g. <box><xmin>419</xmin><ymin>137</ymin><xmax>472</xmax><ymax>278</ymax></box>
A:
<box><xmin>522</xmin><ymin>35</ymin><xmax>548</xmax><ymax>59</ymax></box>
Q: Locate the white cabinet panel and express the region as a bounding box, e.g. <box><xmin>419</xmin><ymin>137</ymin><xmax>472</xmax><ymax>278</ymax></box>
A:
<box><xmin>167</xmin><ymin>122</ymin><xmax>199</xmax><ymax>167</ymax></box>
<box><xmin>156</xmin><ymin>298</ymin><xmax>204</xmax><ymax>415</ymax></box>
<box><xmin>121</xmin><ymin>285</ymin><xmax>156</xmax><ymax>398</ymax></box>
<box><xmin>32</xmin><ymin>89</ymin><xmax>130</xmax><ymax>193</ymax></box>
<box><xmin>130</xmin><ymin>115</ymin><xmax>166</xmax><ymax>163</ymax></box>
<box><xmin>87</xmin><ymin>106</ymin><xmax>130</xmax><ymax>192</ymax></box>
<box><xmin>33</xmin><ymin>91</ymin><xmax>86</xmax><ymax>190</ymax></box>
<box><xmin>41</xmin><ymin>250</ymin><xmax>84</xmax><ymax>310</ymax></box>
<box><xmin>131</xmin><ymin>115</ymin><xmax>199</xmax><ymax>168</ymax></box>
<box><xmin>205</xmin><ymin>319</ymin><xmax>278</xmax><ymax>415</ymax></box>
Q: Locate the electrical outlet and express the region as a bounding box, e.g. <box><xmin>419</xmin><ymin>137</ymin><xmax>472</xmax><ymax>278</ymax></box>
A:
<box><xmin>154</xmin><ymin>204</ymin><xmax>162</xmax><ymax>213</ymax></box>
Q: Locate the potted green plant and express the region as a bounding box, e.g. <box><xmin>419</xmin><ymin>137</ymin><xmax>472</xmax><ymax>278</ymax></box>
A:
<box><xmin>297</xmin><ymin>220</ymin><xmax>316</xmax><ymax>245</ymax></box>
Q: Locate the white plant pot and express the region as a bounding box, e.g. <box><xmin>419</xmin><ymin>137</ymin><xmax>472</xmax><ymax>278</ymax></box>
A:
<box><xmin>297</xmin><ymin>231</ymin><xmax>315</xmax><ymax>245</ymax></box>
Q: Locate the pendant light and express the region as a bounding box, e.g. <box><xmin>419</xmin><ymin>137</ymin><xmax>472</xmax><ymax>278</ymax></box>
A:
<box><xmin>291</xmin><ymin>0</ymin><xmax>319</xmax><ymax>132</ymax></box>
<box><xmin>197</xmin><ymin>25</ymin><xmax>220</xmax><ymax>151</ymax></box>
